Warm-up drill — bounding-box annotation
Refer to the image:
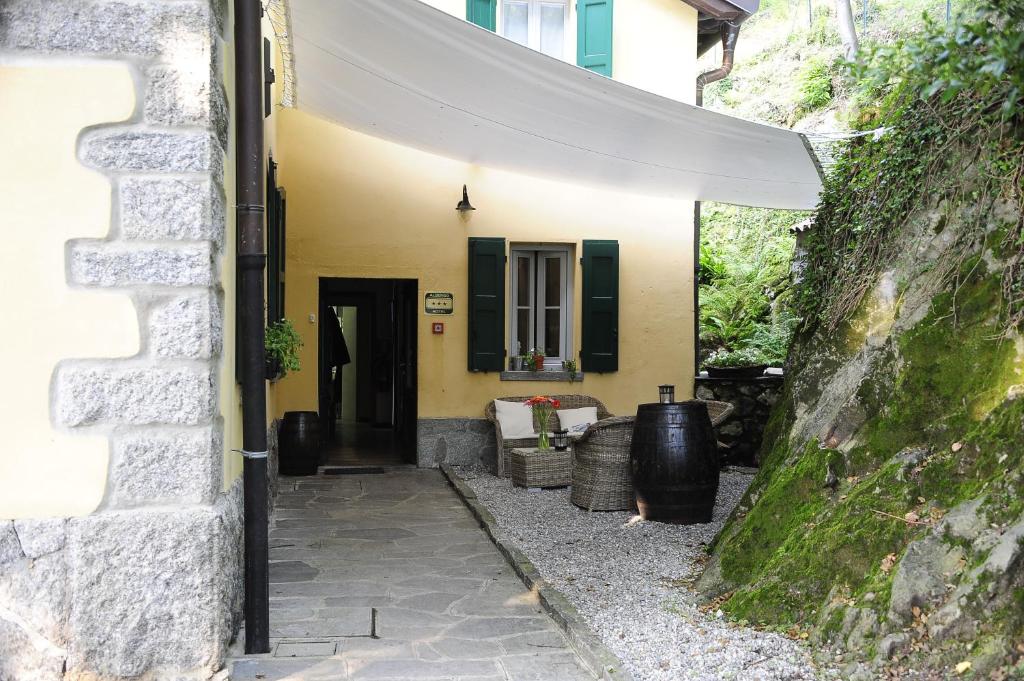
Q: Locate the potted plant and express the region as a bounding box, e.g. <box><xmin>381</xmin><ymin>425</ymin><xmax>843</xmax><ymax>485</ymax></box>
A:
<box><xmin>529</xmin><ymin>348</ymin><xmax>545</xmax><ymax>371</ymax></box>
<box><xmin>523</xmin><ymin>395</ymin><xmax>560</xmax><ymax>449</ymax></box>
<box><xmin>704</xmin><ymin>347</ymin><xmax>769</xmax><ymax>379</ymax></box>
<box><xmin>265</xmin><ymin>318</ymin><xmax>303</xmax><ymax>382</ymax></box>
<box><xmin>561</xmin><ymin>358</ymin><xmax>578</xmax><ymax>383</ymax></box>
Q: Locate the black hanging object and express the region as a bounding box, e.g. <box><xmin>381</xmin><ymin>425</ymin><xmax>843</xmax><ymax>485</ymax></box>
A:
<box><xmin>264</xmin><ymin>37</ymin><xmax>276</xmax><ymax>119</ymax></box>
<box><xmin>456</xmin><ymin>184</ymin><xmax>476</xmax><ymax>212</ymax></box>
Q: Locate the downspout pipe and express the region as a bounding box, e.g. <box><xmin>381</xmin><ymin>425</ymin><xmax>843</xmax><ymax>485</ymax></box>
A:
<box><xmin>696</xmin><ymin>21</ymin><xmax>741</xmax><ymax>106</ymax></box>
<box><xmin>234</xmin><ymin>0</ymin><xmax>270</xmax><ymax>655</ymax></box>
<box><xmin>694</xmin><ymin>20</ymin><xmax>743</xmax><ymax>375</ymax></box>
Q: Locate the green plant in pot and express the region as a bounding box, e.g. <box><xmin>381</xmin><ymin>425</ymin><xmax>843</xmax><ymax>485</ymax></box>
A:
<box><xmin>561</xmin><ymin>358</ymin><xmax>578</xmax><ymax>383</ymax></box>
<box><xmin>265</xmin><ymin>318</ymin><xmax>302</xmax><ymax>381</ymax></box>
<box><xmin>704</xmin><ymin>347</ymin><xmax>769</xmax><ymax>378</ymax></box>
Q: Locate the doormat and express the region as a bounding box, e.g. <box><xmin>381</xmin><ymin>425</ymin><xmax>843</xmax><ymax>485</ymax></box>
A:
<box><xmin>321</xmin><ymin>467</ymin><xmax>386</xmax><ymax>475</ymax></box>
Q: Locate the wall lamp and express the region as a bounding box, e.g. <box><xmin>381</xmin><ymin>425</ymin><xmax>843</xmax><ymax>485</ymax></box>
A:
<box><xmin>456</xmin><ymin>184</ymin><xmax>476</xmax><ymax>212</ymax></box>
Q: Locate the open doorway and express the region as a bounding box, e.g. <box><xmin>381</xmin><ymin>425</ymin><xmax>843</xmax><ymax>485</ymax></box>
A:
<box><xmin>318</xmin><ymin>278</ymin><xmax>418</xmax><ymax>466</ymax></box>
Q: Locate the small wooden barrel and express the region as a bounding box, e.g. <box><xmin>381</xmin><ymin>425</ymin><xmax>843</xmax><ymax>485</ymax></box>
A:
<box><xmin>279</xmin><ymin>411</ymin><xmax>322</xmax><ymax>476</ymax></box>
<box><xmin>629</xmin><ymin>401</ymin><xmax>719</xmax><ymax>524</ymax></box>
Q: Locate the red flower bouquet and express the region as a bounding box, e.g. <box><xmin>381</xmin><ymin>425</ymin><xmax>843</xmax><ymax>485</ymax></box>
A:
<box><xmin>524</xmin><ymin>396</ymin><xmax>561</xmax><ymax>449</ymax></box>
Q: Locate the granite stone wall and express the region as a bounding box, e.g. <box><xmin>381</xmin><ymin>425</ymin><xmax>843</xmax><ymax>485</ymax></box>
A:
<box><xmin>0</xmin><ymin>1</ymin><xmax>240</xmax><ymax>679</ymax></box>
<box><xmin>417</xmin><ymin>418</ymin><xmax>497</xmax><ymax>471</ymax></box>
<box><xmin>695</xmin><ymin>374</ymin><xmax>784</xmax><ymax>467</ymax></box>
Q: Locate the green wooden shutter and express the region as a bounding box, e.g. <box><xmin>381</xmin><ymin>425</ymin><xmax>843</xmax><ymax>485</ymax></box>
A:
<box><xmin>266</xmin><ymin>162</ymin><xmax>281</xmax><ymax>323</ymax></box>
<box><xmin>466</xmin><ymin>0</ymin><xmax>496</xmax><ymax>30</ymax></box>
<box><xmin>577</xmin><ymin>0</ymin><xmax>613</xmax><ymax>76</ymax></box>
<box><xmin>581</xmin><ymin>240</ymin><xmax>618</xmax><ymax>372</ymax></box>
<box><xmin>468</xmin><ymin>237</ymin><xmax>506</xmax><ymax>372</ymax></box>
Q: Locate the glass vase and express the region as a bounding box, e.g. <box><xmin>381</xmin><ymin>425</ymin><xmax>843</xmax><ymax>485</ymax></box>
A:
<box><xmin>537</xmin><ymin>430</ymin><xmax>550</xmax><ymax>450</ymax></box>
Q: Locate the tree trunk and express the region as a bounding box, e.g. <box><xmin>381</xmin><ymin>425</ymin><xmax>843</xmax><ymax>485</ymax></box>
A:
<box><xmin>834</xmin><ymin>0</ymin><xmax>860</xmax><ymax>60</ymax></box>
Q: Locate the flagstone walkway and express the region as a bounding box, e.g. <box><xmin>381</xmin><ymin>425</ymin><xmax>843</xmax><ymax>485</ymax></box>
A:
<box><xmin>230</xmin><ymin>469</ymin><xmax>594</xmax><ymax>680</ymax></box>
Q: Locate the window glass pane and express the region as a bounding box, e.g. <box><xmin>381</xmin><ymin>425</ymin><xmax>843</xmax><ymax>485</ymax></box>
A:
<box><xmin>516</xmin><ymin>256</ymin><xmax>530</xmax><ymax>306</ymax></box>
<box><xmin>539</xmin><ymin>3</ymin><xmax>565</xmax><ymax>58</ymax></box>
<box><xmin>544</xmin><ymin>309</ymin><xmax>560</xmax><ymax>357</ymax></box>
<box><xmin>544</xmin><ymin>256</ymin><xmax>560</xmax><ymax>307</ymax></box>
<box><xmin>517</xmin><ymin>309</ymin><xmax>530</xmax><ymax>355</ymax></box>
<box><xmin>503</xmin><ymin>1</ymin><xmax>529</xmax><ymax>45</ymax></box>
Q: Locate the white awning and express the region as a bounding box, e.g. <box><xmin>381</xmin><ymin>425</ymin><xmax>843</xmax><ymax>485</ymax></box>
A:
<box><xmin>286</xmin><ymin>0</ymin><xmax>823</xmax><ymax>209</ymax></box>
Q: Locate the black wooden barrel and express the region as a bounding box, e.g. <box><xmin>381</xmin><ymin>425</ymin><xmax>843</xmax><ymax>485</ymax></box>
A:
<box><xmin>279</xmin><ymin>411</ymin><xmax>322</xmax><ymax>476</ymax></box>
<box><xmin>629</xmin><ymin>401</ymin><xmax>719</xmax><ymax>524</ymax></box>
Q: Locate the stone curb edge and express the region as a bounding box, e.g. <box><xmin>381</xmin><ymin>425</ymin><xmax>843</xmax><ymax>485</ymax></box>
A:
<box><xmin>439</xmin><ymin>464</ymin><xmax>636</xmax><ymax>681</ymax></box>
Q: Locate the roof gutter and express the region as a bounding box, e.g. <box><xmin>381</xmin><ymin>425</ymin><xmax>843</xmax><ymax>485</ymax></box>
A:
<box><xmin>234</xmin><ymin>0</ymin><xmax>270</xmax><ymax>655</ymax></box>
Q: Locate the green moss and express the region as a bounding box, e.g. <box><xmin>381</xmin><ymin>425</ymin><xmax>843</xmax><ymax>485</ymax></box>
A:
<box><xmin>707</xmin><ymin>265</ymin><xmax>1023</xmax><ymax>632</ymax></box>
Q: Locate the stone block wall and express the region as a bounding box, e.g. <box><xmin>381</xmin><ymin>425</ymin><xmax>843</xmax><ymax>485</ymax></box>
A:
<box><xmin>695</xmin><ymin>374</ymin><xmax>784</xmax><ymax>467</ymax></box>
<box><xmin>0</xmin><ymin>1</ymin><xmax>241</xmax><ymax>679</ymax></box>
<box><xmin>417</xmin><ymin>418</ymin><xmax>497</xmax><ymax>470</ymax></box>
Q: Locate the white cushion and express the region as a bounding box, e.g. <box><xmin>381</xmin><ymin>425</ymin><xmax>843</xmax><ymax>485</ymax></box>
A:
<box><xmin>557</xmin><ymin>406</ymin><xmax>598</xmax><ymax>434</ymax></box>
<box><xmin>494</xmin><ymin>400</ymin><xmax>537</xmax><ymax>439</ymax></box>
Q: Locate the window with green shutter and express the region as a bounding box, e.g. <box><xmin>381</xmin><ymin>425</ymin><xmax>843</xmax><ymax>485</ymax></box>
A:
<box><xmin>468</xmin><ymin>237</ymin><xmax>506</xmax><ymax>372</ymax></box>
<box><xmin>576</xmin><ymin>0</ymin><xmax>613</xmax><ymax>77</ymax></box>
<box><xmin>467</xmin><ymin>0</ymin><xmax>497</xmax><ymax>30</ymax></box>
<box><xmin>581</xmin><ymin>240</ymin><xmax>618</xmax><ymax>372</ymax></box>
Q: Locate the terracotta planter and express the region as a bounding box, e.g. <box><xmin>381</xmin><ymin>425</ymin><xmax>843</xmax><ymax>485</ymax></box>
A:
<box><xmin>533</xmin><ymin>355</ymin><xmax>545</xmax><ymax>371</ymax></box>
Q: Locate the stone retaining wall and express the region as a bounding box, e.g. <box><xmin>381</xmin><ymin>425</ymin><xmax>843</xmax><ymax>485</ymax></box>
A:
<box><xmin>695</xmin><ymin>374</ymin><xmax>784</xmax><ymax>467</ymax></box>
<box><xmin>0</xmin><ymin>1</ymin><xmax>240</xmax><ymax>679</ymax></box>
<box><xmin>417</xmin><ymin>418</ymin><xmax>497</xmax><ymax>470</ymax></box>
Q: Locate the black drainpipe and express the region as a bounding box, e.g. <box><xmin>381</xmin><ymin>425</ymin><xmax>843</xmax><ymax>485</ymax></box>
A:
<box><xmin>234</xmin><ymin>0</ymin><xmax>270</xmax><ymax>655</ymax></box>
<box><xmin>693</xmin><ymin>20</ymin><xmax>743</xmax><ymax>376</ymax></box>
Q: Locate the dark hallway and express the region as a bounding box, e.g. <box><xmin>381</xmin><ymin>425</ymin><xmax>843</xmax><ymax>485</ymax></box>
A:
<box><xmin>318</xmin><ymin>277</ymin><xmax>418</xmax><ymax>467</ymax></box>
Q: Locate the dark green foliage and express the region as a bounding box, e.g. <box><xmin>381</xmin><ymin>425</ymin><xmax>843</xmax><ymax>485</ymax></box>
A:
<box><xmin>699</xmin><ymin>204</ymin><xmax>805</xmax><ymax>366</ymax></box>
<box><xmin>798</xmin><ymin>0</ymin><xmax>1024</xmax><ymax>332</ymax></box>
<box><xmin>265</xmin><ymin>318</ymin><xmax>302</xmax><ymax>375</ymax></box>
<box><xmin>797</xmin><ymin>57</ymin><xmax>834</xmax><ymax>112</ymax></box>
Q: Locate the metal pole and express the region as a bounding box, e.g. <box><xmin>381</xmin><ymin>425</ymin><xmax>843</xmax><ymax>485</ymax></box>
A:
<box><xmin>808</xmin><ymin>0</ymin><xmax>813</xmax><ymax>26</ymax></box>
<box><xmin>862</xmin><ymin>0</ymin><xmax>868</xmax><ymax>32</ymax></box>
<box><xmin>234</xmin><ymin>0</ymin><xmax>270</xmax><ymax>656</ymax></box>
<box><xmin>946</xmin><ymin>0</ymin><xmax>952</xmax><ymax>23</ymax></box>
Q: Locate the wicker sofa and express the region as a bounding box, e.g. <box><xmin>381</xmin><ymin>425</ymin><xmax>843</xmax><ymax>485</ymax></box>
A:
<box><xmin>484</xmin><ymin>395</ymin><xmax>612</xmax><ymax>477</ymax></box>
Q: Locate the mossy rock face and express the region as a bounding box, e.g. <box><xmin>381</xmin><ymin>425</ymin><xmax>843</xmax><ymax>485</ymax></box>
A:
<box><xmin>697</xmin><ymin>173</ymin><xmax>1024</xmax><ymax>677</ymax></box>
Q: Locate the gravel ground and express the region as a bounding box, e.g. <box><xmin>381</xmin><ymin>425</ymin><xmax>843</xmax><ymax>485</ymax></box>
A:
<box><xmin>455</xmin><ymin>466</ymin><xmax>831</xmax><ymax>681</ymax></box>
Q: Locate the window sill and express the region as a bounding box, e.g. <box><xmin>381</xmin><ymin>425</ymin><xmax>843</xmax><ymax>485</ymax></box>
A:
<box><xmin>499</xmin><ymin>370</ymin><xmax>583</xmax><ymax>382</ymax></box>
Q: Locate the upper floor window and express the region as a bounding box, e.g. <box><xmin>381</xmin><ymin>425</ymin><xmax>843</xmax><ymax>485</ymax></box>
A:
<box><xmin>500</xmin><ymin>0</ymin><xmax>569</xmax><ymax>60</ymax></box>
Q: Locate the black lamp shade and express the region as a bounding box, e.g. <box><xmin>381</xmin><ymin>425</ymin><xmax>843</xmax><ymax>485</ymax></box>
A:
<box><xmin>456</xmin><ymin>184</ymin><xmax>475</xmax><ymax>212</ymax></box>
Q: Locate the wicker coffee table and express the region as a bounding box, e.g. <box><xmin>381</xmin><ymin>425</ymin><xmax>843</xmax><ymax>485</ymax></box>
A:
<box><xmin>510</xmin><ymin>447</ymin><xmax>572</xmax><ymax>488</ymax></box>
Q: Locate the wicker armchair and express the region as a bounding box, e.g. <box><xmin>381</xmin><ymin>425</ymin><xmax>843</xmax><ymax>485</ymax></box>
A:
<box><xmin>485</xmin><ymin>395</ymin><xmax>612</xmax><ymax>477</ymax></box>
<box><xmin>570</xmin><ymin>416</ymin><xmax>636</xmax><ymax>511</ymax></box>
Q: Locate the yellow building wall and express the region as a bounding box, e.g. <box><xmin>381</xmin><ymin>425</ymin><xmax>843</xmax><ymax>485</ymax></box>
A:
<box><xmin>273</xmin><ymin>108</ymin><xmax>695</xmax><ymax>420</ymax></box>
<box><xmin>0</xmin><ymin>65</ymin><xmax>137</xmax><ymax>519</ymax></box>
<box><xmin>422</xmin><ymin>0</ymin><xmax>698</xmax><ymax>104</ymax></box>
<box><xmin>614</xmin><ymin>0</ymin><xmax>698</xmax><ymax>104</ymax></box>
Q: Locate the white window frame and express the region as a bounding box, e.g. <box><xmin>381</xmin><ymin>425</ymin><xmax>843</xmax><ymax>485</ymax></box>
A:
<box><xmin>510</xmin><ymin>244</ymin><xmax>574</xmax><ymax>368</ymax></box>
<box><xmin>499</xmin><ymin>0</ymin><xmax>570</xmax><ymax>61</ymax></box>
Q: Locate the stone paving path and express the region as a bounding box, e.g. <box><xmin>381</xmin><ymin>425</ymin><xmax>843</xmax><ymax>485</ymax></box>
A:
<box><xmin>230</xmin><ymin>469</ymin><xmax>595</xmax><ymax>680</ymax></box>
